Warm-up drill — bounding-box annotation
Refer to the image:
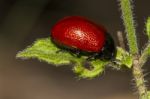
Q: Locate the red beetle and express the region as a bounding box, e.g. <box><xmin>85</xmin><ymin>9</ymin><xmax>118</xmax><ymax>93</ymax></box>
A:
<box><xmin>51</xmin><ymin>16</ymin><xmax>115</xmax><ymax>60</ymax></box>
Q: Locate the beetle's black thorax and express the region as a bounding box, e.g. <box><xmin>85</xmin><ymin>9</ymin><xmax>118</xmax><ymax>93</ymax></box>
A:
<box><xmin>96</xmin><ymin>33</ymin><xmax>116</xmax><ymax>60</ymax></box>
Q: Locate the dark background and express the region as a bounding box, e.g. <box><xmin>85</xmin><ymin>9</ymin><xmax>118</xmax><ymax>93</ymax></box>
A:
<box><xmin>0</xmin><ymin>0</ymin><xmax>150</xmax><ymax>99</ymax></box>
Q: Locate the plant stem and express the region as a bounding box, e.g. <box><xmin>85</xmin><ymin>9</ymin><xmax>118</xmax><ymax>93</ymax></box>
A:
<box><xmin>133</xmin><ymin>55</ymin><xmax>148</xmax><ymax>99</ymax></box>
<box><xmin>119</xmin><ymin>0</ymin><xmax>138</xmax><ymax>54</ymax></box>
<box><xmin>139</xmin><ymin>42</ymin><xmax>150</xmax><ymax>67</ymax></box>
<box><xmin>117</xmin><ymin>31</ymin><xmax>126</xmax><ymax>49</ymax></box>
<box><xmin>119</xmin><ymin>0</ymin><xmax>149</xmax><ymax>99</ymax></box>
<box><xmin>146</xmin><ymin>17</ymin><xmax>150</xmax><ymax>39</ymax></box>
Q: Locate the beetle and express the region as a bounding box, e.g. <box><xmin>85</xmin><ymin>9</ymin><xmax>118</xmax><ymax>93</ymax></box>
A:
<box><xmin>51</xmin><ymin>16</ymin><xmax>116</xmax><ymax>60</ymax></box>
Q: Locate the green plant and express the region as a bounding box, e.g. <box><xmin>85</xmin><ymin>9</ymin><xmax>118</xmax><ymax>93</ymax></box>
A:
<box><xmin>16</xmin><ymin>0</ymin><xmax>150</xmax><ymax>99</ymax></box>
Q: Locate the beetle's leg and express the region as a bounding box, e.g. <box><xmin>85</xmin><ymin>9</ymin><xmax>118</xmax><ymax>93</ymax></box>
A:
<box><xmin>72</xmin><ymin>50</ymin><xmax>82</xmax><ymax>58</ymax></box>
<box><xmin>86</xmin><ymin>53</ymin><xmax>99</xmax><ymax>61</ymax></box>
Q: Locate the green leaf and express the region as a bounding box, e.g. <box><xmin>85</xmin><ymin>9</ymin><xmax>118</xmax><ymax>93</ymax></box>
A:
<box><xmin>16</xmin><ymin>37</ymin><xmax>109</xmax><ymax>78</ymax></box>
<box><xmin>16</xmin><ymin>38</ymin><xmax>75</xmax><ymax>65</ymax></box>
<box><xmin>146</xmin><ymin>17</ymin><xmax>150</xmax><ymax>39</ymax></box>
<box><xmin>116</xmin><ymin>47</ymin><xmax>133</xmax><ymax>68</ymax></box>
<box><xmin>73</xmin><ymin>59</ymin><xmax>108</xmax><ymax>79</ymax></box>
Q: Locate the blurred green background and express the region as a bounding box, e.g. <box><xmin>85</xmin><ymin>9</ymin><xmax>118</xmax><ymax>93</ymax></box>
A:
<box><xmin>0</xmin><ymin>0</ymin><xmax>150</xmax><ymax>99</ymax></box>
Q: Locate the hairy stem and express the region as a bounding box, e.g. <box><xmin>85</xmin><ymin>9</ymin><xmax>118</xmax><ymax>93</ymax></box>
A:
<box><xmin>119</xmin><ymin>0</ymin><xmax>149</xmax><ymax>99</ymax></box>
<box><xmin>139</xmin><ymin>42</ymin><xmax>150</xmax><ymax>67</ymax></box>
<box><xmin>146</xmin><ymin>17</ymin><xmax>150</xmax><ymax>39</ymax></box>
<box><xmin>133</xmin><ymin>55</ymin><xmax>148</xmax><ymax>99</ymax></box>
<box><xmin>117</xmin><ymin>31</ymin><xmax>126</xmax><ymax>49</ymax></box>
<box><xmin>119</xmin><ymin>0</ymin><xmax>138</xmax><ymax>54</ymax></box>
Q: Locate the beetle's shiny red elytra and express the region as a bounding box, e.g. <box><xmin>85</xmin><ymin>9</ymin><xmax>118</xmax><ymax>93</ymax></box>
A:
<box><xmin>51</xmin><ymin>16</ymin><xmax>106</xmax><ymax>52</ymax></box>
